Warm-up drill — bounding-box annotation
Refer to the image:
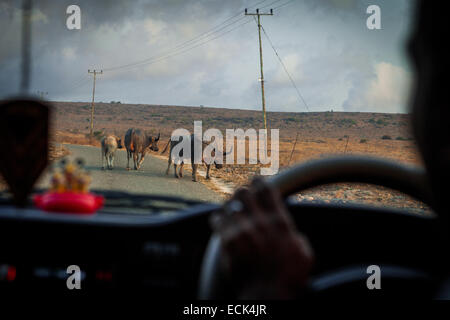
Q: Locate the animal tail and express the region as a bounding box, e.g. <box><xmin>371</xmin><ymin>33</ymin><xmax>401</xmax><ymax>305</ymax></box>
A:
<box><xmin>100</xmin><ymin>141</ymin><xmax>105</xmax><ymax>166</ymax></box>
<box><xmin>161</xmin><ymin>138</ymin><xmax>171</xmax><ymax>154</ymax></box>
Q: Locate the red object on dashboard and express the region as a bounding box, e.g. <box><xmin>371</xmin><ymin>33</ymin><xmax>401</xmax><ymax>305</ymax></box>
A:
<box><xmin>33</xmin><ymin>192</ymin><xmax>104</xmax><ymax>214</ymax></box>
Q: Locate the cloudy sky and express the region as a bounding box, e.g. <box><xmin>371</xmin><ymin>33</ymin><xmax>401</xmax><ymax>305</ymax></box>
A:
<box><xmin>0</xmin><ymin>0</ymin><xmax>415</xmax><ymax>113</ymax></box>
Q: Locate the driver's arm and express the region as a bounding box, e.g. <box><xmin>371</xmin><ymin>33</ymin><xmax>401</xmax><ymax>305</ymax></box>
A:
<box><xmin>211</xmin><ymin>177</ymin><xmax>315</xmax><ymax>299</ymax></box>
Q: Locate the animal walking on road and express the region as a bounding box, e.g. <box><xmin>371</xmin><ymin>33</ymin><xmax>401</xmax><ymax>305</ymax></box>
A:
<box><xmin>101</xmin><ymin>135</ymin><xmax>123</xmax><ymax>170</ymax></box>
<box><xmin>124</xmin><ymin>128</ymin><xmax>160</xmax><ymax>170</ymax></box>
<box><xmin>161</xmin><ymin>134</ymin><xmax>230</xmax><ymax>182</ymax></box>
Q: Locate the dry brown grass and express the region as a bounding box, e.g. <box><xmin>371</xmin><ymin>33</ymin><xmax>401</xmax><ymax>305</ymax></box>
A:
<box><xmin>52</xmin><ymin>130</ymin><xmax>100</xmax><ymax>147</ymax></box>
<box><xmin>49</xmin><ymin>101</ymin><xmax>413</xmax><ymax>141</ymax></box>
<box><xmin>47</xmin><ymin>101</ymin><xmax>421</xmax><ymax>186</ymax></box>
<box><xmin>44</xmin><ymin>101</ymin><xmax>427</xmax><ymax>211</ymax></box>
<box><xmin>206</xmin><ymin>136</ymin><xmax>421</xmax><ymax>188</ymax></box>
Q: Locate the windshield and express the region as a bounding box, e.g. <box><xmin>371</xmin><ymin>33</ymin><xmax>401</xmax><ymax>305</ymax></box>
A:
<box><xmin>0</xmin><ymin>0</ymin><xmax>424</xmax><ymax>213</ymax></box>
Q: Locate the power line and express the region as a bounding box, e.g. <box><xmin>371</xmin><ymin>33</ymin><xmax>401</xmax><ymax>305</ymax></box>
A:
<box><xmin>104</xmin><ymin>18</ymin><xmax>254</xmax><ymax>72</ymax></box>
<box><xmin>64</xmin><ymin>76</ymin><xmax>91</xmax><ymax>91</ymax></box>
<box><xmin>102</xmin><ymin>0</ymin><xmax>269</xmax><ymax>72</ymax></box>
<box><xmin>143</xmin><ymin>19</ymin><xmax>254</xmax><ymax>66</ymax></box>
<box><xmin>169</xmin><ymin>16</ymin><xmax>246</xmax><ymax>52</ymax></box>
<box><xmin>54</xmin><ymin>17</ymin><xmax>255</xmax><ymax>98</ymax></box>
<box><xmin>49</xmin><ymin>74</ymin><xmax>89</xmax><ymax>95</ymax></box>
<box><xmin>170</xmin><ymin>0</ymin><xmax>269</xmax><ymax>48</ymax></box>
<box><xmin>103</xmin><ymin>16</ymin><xmax>249</xmax><ymax>72</ymax></box>
<box><xmin>272</xmin><ymin>0</ymin><xmax>297</xmax><ymax>10</ymax></box>
<box><xmin>260</xmin><ymin>23</ymin><xmax>310</xmax><ymax>112</ymax></box>
<box><xmin>169</xmin><ymin>0</ymin><xmax>268</xmax><ymax>52</ymax></box>
<box><xmin>46</xmin><ymin>1</ymin><xmax>286</xmax><ymax>99</ymax></box>
<box><xmin>57</xmin><ymin>0</ymin><xmax>300</xmax><ymax>107</ymax></box>
<box><xmin>63</xmin><ymin>79</ymin><xmax>91</xmax><ymax>95</ymax></box>
<box><xmin>260</xmin><ymin>0</ymin><xmax>283</xmax><ymax>10</ymax></box>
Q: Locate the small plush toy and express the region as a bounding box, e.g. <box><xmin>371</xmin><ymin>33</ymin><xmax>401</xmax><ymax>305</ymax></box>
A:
<box><xmin>34</xmin><ymin>158</ymin><xmax>103</xmax><ymax>214</ymax></box>
<box><xmin>76</xmin><ymin>172</ymin><xmax>92</xmax><ymax>193</ymax></box>
<box><xmin>62</xmin><ymin>159</ymin><xmax>79</xmax><ymax>189</ymax></box>
<box><xmin>50</xmin><ymin>169</ymin><xmax>65</xmax><ymax>193</ymax></box>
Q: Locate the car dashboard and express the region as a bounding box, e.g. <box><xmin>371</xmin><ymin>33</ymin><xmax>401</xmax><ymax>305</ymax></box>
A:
<box><xmin>0</xmin><ymin>199</ymin><xmax>218</xmax><ymax>296</ymax></box>
<box><xmin>0</xmin><ymin>194</ymin><xmax>446</xmax><ymax>298</ymax></box>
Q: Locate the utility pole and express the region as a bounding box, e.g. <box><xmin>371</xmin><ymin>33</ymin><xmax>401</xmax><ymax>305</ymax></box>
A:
<box><xmin>88</xmin><ymin>69</ymin><xmax>102</xmax><ymax>139</ymax></box>
<box><xmin>37</xmin><ymin>91</ymin><xmax>48</xmax><ymax>99</ymax></box>
<box><xmin>245</xmin><ymin>8</ymin><xmax>273</xmax><ymax>130</ymax></box>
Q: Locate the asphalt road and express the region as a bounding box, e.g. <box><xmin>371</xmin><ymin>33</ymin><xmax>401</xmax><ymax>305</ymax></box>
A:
<box><xmin>38</xmin><ymin>144</ymin><xmax>223</xmax><ymax>203</ymax></box>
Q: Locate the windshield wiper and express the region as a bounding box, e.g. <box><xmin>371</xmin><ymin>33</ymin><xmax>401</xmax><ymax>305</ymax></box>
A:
<box><xmin>93</xmin><ymin>190</ymin><xmax>205</xmax><ymax>214</ymax></box>
<box><xmin>0</xmin><ymin>189</ymin><xmax>206</xmax><ymax>214</ymax></box>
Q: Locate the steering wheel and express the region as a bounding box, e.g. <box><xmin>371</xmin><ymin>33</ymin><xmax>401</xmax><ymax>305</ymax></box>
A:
<box><xmin>198</xmin><ymin>156</ymin><xmax>433</xmax><ymax>299</ymax></box>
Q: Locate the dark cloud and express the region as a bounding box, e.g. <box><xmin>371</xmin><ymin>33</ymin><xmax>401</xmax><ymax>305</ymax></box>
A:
<box><xmin>0</xmin><ymin>0</ymin><xmax>415</xmax><ymax>112</ymax></box>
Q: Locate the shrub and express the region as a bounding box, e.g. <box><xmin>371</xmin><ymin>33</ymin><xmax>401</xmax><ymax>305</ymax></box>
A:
<box><xmin>336</xmin><ymin>118</ymin><xmax>357</xmax><ymax>127</ymax></box>
<box><xmin>360</xmin><ymin>139</ymin><xmax>367</xmax><ymax>143</ymax></box>
<box><xmin>395</xmin><ymin>136</ymin><xmax>413</xmax><ymax>141</ymax></box>
<box><xmin>381</xmin><ymin>135</ymin><xmax>392</xmax><ymax>140</ymax></box>
<box><xmin>284</xmin><ymin>117</ymin><xmax>297</xmax><ymax>124</ymax></box>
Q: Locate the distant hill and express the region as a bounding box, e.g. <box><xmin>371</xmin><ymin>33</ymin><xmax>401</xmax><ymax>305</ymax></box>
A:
<box><xmin>50</xmin><ymin>101</ymin><xmax>414</xmax><ymax>141</ymax></box>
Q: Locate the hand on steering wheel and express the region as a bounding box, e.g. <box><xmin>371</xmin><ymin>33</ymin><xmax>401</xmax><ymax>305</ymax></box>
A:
<box><xmin>210</xmin><ymin>177</ymin><xmax>314</xmax><ymax>299</ymax></box>
<box><xmin>200</xmin><ymin>156</ymin><xmax>431</xmax><ymax>299</ymax></box>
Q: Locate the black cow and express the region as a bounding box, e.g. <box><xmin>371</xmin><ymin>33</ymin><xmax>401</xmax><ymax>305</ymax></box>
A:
<box><xmin>124</xmin><ymin>128</ymin><xmax>160</xmax><ymax>170</ymax></box>
<box><xmin>161</xmin><ymin>134</ymin><xmax>230</xmax><ymax>182</ymax></box>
